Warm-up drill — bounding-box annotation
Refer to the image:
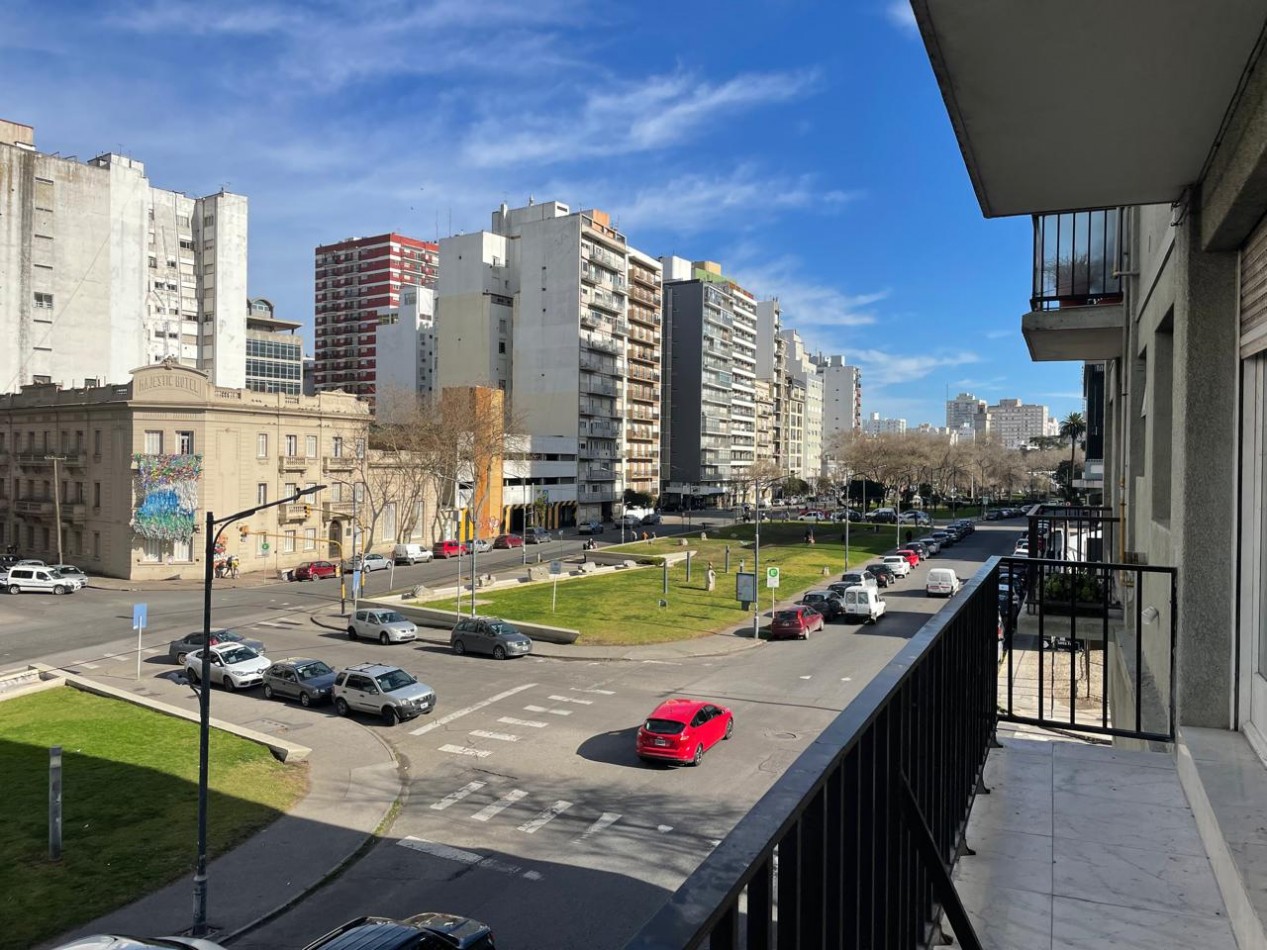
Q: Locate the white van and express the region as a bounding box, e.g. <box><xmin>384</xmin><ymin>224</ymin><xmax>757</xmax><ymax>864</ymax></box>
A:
<box><xmin>5</xmin><ymin>566</ymin><xmax>79</xmax><ymax>595</ymax></box>
<box><xmin>840</xmin><ymin>586</ymin><xmax>887</xmax><ymax>623</ymax></box>
<box><xmin>392</xmin><ymin>543</ymin><xmax>433</xmax><ymax>565</ymax></box>
<box><xmin>926</xmin><ymin>568</ymin><xmax>962</xmax><ymax>598</ymax></box>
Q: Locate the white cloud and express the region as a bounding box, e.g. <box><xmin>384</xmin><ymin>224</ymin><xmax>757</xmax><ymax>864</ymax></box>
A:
<box><xmin>885</xmin><ymin>1</ymin><xmax>918</xmax><ymax>33</ymax></box>
<box><xmin>850</xmin><ymin>348</ymin><xmax>982</xmax><ymax>389</ymax></box>
<box><xmin>983</xmin><ymin>328</ymin><xmax>1015</xmax><ymax>340</ymax></box>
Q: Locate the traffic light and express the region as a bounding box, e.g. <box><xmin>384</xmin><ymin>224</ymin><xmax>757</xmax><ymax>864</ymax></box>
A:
<box><xmin>303</xmin><ymin>504</ymin><xmax>312</xmax><ymax>518</ymax></box>
<box><xmin>239</xmin><ymin>524</ymin><xmax>250</xmax><ymax>539</ymax></box>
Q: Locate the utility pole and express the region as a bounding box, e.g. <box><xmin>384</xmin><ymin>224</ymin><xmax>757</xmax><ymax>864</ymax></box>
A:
<box><xmin>45</xmin><ymin>455</ymin><xmax>66</xmax><ymax>566</ymax></box>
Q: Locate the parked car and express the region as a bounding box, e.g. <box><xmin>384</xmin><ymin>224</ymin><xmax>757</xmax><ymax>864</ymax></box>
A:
<box><xmin>916</xmin><ymin>536</ymin><xmax>943</xmax><ymax>555</ymax></box>
<box><xmin>839</xmin><ymin>585</ymin><xmax>887</xmax><ymax>623</ymax></box>
<box><xmin>1014</xmin><ymin>539</ymin><xmax>1031</xmax><ymax>556</ymax></box>
<box><xmin>300</xmin><ymin>913</ymin><xmax>495</xmax><ymax>950</ymax></box>
<box><xmin>343</xmin><ymin>552</ymin><xmax>390</xmax><ymax>572</ymax></box>
<box><xmin>882</xmin><ymin>555</ymin><xmax>912</xmax><ymax>577</ymax></box>
<box><xmin>52</xmin><ymin>936</ymin><xmax>228</xmax><ymax>950</ymax></box>
<box><xmin>347</xmin><ymin>608</ymin><xmax>418</xmax><ymax>644</ymax></box>
<box><xmin>4</xmin><ymin>565</ymin><xmax>79</xmax><ymax>595</ymax></box>
<box><xmin>525</xmin><ymin>526</ymin><xmax>554</xmax><ymax>543</ymax></box>
<box><xmin>577</xmin><ymin>520</ymin><xmax>604</xmax><ymax>535</ymax></box>
<box><xmin>903</xmin><ymin>541</ymin><xmax>929</xmax><ymax>560</ymax></box>
<box><xmin>333</xmin><ymin>662</ymin><xmax>436</xmax><ymax>725</ymax></box>
<box><xmin>832</xmin><ymin>509</ymin><xmax>864</xmax><ymax>522</ymax></box>
<box><xmin>184</xmin><ymin>643</ymin><xmax>271</xmax><ymax>690</ymax></box>
<box><xmin>262</xmin><ymin>658</ymin><xmax>337</xmax><ymax>707</ymax></box>
<box><xmin>840</xmin><ymin>570</ymin><xmax>878</xmax><ymax>592</ymax></box>
<box><xmin>641</xmin><ymin>511</ymin><xmax>662</xmax><ymax>525</ymax></box>
<box><xmin>768</xmin><ymin>606</ymin><xmax>825</xmax><ymax>640</ymax></box>
<box><xmin>50</xmin><ymin>564</ymin><xmax>89</xmax><ymax>585</ymax></box>
<box><xmin>450</xmin><ymin>616</ymin><xmax>534</xmax><ymax>659</ymax></box>
<box><xmin>168</xmin><ymin>629</ymin><xmax>264</xmax><ymax>664</ymax></box>
<box><xmin>492</xmin><ymin>533</ymin><xmax>524</xmax><ymax>549</ymax></box>
<box><xmin>292</xmin><ymin>560</ymin><xmax>339</xmax><ymax>581</ymax></box>
<box><xmin>864</xmin><ymin>508</ymin><xmax>898</xmax><ymax>523</ymax></box>
<box><xmin>927</xmin><ymin>568</ymin><xmax>963</xmax><ymax>597</ymax></box>
<box><xmin>391</xmin><ymin>543</ymin><xmax>434</xmax><ymax>565</ymax></box>
<box><xmin>893</xmin><ymin>548</ymin><xmax>921</xmax><ymax>567</ymax></box>
<box><xmin>898</xmin><ymin>510</ymin><xmax>932</xmax><ymax>525</ymax></box>
<box><xmin>799</xmin><ymin>590</ymin><xmax>845</xmax><ymax>621</ymax></box>
<box><xmin>636</xmin><ymin>698</ymin><xmax>734</xmax><ymax>766</ymax></box>
<box><xmin>929</xmin><ymin>530</ymin><xmax>955</xmax><ymax>548</ymax></box>
<box><xmin>432</xmin><ymin>539</ymin><xmax>467</xmax><ymax>558</ymax></box>
<box><xmin>798</xmin><ymin>509</ymin><xmax>829</xmax><ymax>521</ymax></box>
<box><xmin>866</xmin><ymin>562</ymin><xmax>900</xmax><ymax>586</ymax></box>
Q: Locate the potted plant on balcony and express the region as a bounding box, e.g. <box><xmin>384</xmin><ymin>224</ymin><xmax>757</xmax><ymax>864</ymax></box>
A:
<box><xmin>1043</xmin><ymin>569</ymin><xmax>1108</xmax><ymax>616</ymax></box>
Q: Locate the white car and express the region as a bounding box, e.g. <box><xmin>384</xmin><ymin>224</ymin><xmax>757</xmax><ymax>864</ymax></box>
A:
<box><xmin>1014</xmin><ymin>539</ymin><xmax>1030</xmax><ymax>556</ymax></box>
<box><xmin>882</xmin><ymin>555</ymin><xmax>912</xmax><ymax>577</ymax></box>
<box><xmin>184</xmin><ymin>644</ymin><xmax>271</xmax><ymax>690</ymax></box>
<box><xmin>926</xmin><ymin>568</ymin><xmax>963</xmax><ymax>598</ymax></box>
<box><xmin>347</xmin><ymin>608</ymin><xmax>418</xmax><ymax>644</ymax></box>
<box><xmin>50</xmin><ymin>564</ymin><xmax>88</xmax><ymax>588</ymax></box>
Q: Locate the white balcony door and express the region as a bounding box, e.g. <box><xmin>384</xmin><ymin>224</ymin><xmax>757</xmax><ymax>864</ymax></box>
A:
<box><xmin>1239</xmin><ymin>354</ymin><xmax>1267</xmax><ymax>755</ymax></box>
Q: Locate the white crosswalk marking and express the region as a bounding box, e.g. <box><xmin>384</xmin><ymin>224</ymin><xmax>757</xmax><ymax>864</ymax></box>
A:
<box><xmin>410</xmin><ymin>684</ymin><xmax>538</xmax><ymax>736</ymax></box>
<box><xmin>79</xmin><ymin>662</ymin><xmax>100</xmax><ymax>670</ymax></box>
<box><xmin>572</xmin><ymin>687</ymin><xmax>615</xmax><ymax>695</ymax></box>
<box><xmin>144</xmin><ymin>648</ymin><xmax>162</xmax><ymax>655</ymax></box>
<box><xmin>470</xmin><ymin>730</ymin><xmax>519</xmax><ymax>742</ymax></box>
<box><xmin>438</xmin><ymin>745</ymin><xmax>493</xmax><ymax>758</ymax></box>
<box><xmin>548</xmin><ymin>694</ymin><xmax>592</xmax><ymax>705</ymax></box>
<box><xmin>518</xmin><ymin>800</ymin><xmax>572</xmax><ymax>834</ymax></box>
<box><xmin>499</xmin><ymin>717</ymin><xmax>548</xmax><ymax>728</ymax></box>
<box><xmin>523</xmin><ymin>705</ymin><xmax>571</xmax><ymax>716</ymax></box>
<box><xmin>431</xmin><ymin>781</ymin><xmax>485</xmax><ymax>811</ymax></box>
<box><xmin>255</xmin><ymin>621</ymin><xmax>285</xmax><ymax>627</ymax></box>
<box><xmin>800</xmin><ymin>675</ymin><xmax>812</xmax><ymax>680</ymax></box>
<box><xmin>472</xmin><ymin>789</ymin><xmax>528</xmax><ymax>822</ymax></box>
<box><xmin>576</xmin><ymin>812</ymin><xmax>621</xmax><ymax>842</ymax></box>
<box><xmin>110</xmin><ymin>654</ymin><xmax>128</xmax><ymax>662</ymax></box>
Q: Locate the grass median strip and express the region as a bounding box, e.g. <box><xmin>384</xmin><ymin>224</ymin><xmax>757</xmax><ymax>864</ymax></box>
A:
<box><xmin>0</xmin><ymin>688</ymin><xmax>307</xmax><ymax>950</ymax></box>
<box><xmin>415</xmin><ymin>523</ymin><xmax>896</xmax><ymax>645</ymax></box>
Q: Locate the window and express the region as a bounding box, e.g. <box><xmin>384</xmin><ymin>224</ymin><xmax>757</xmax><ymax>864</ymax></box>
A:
<box><xmin>144</xmin><ymin>430</ymin><xmax>163</xmax><ymax>454</ymax></box>
<box><xmin>143</xmin><ymin>538</ymin><xmax>163</xmax><ymax>562</ymax></box>
<box><xmin>257</xmin><ymin>483</ymin><xmax>268</xmax><ymax>505</ymax></box>
<box><xmin>203</xmin><ymin>214</ymin><xmax>215</xmax><ymax>227</ymax></box>
<box><xmin>332</xmin><ymin>436</ymin><xmax>343</xmax><ymax>458</ymax></box>
<box><xmin>33</xmin><ymin>292</ymin><xmax>53</xmax><ymax>309</ymax></box>
<box><xmin>305</xmin><ymin>435</ymin><xmax>317</xmax><ymax>458</ymax></box>
<box><xmin>304</xmin><ymin>527</ymin><xmax>317</xmax><ymax>551</ymax></box>
<box><xmin>93</xmin><ymin>531</ymin><xmax>100</xmax><ymax>559</ymax></box>
<box><xmin>354</xmin><ymin>438</ymin><xmax>365</xmax><ymax>458</ymax></box>
<box><xmin>285</xmin><ymin>434</ymin><xmax>298</xmax><ymax>457</ymax></box>
<box><xmin>284</xmin><ymin>482</ymin><xmax>297</xmax><ymax>498</ymax></box>
<box><xmin>257</xmin><ymin>433</ymin><xmax>269</xmax><ymax>458</ymax></box>
<box><xmin>92</xmin><ymin>430</ymin><xmax>101</xmax><ymax>457</ymax></box>
<box><xmin>283</xmin><ymin>530</ymin><xmax>296</xmax><ymax>554</ymax></box>
<box><xmin>177</xmin><ymin>430</ymin><xmax>194</xmax><ymax>454</ymax></box>
<box><xmin>93</xmin><ymin>482</ymin><xmax>101</xmax><ymax>508</ymax></box>
<box><xmin>498</xmin><ymin>341</ymin><xmax>506</xmax><ymax>354</ymax></box>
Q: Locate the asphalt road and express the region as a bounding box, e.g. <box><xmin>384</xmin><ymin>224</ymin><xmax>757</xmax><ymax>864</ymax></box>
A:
<box><xmin>7</xmin><ymin>519</ymin><xmax>1022</xmax><ymax>949</ymax></box>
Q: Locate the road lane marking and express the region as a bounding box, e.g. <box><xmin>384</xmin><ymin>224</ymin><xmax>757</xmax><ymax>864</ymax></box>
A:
<box><xmin>144</xmin><ymin>648</ymin><xmax>162</xmax><ymax>655</ymax></box>
<box><xmin>438</xmin><ymin>745</ymin><xmax>493</xmax><ymax>758</ymax></box>
<box><xmin>431</xmin><ymin>781</ymin><xmax>485</xmax><ymax>810</ymax></box>
<box><xmin>410</xmin><ymin>683</ymin><xmax>538</xmax><ymax>736</ymax></box>
<box><xmin>499</xmin><ymin>717</ymin><xmax>548</xmax><ymax>728</ymax></box>
<box><xmin>472</xmin><ymin>789</ymin><xmax>528</xmax><ymax>822</ymax></box>
<box><xmin>518</xmin><ymin>800</ymin><xmax>572</xmax><ymax>833</ymax></box>
<box><xmin>397</xmin><ymin>836</ymin><xmax>541</xmax><ymax>880</ymax></box>
<box><xmin>470</xmin><ymin>730</ymin><xmax>519</xmax><ymax>742</ymax></box>
<box><xmin>548</xmin><ymin>694</ymin><xmax>592</xmax><ymax>705</ymax></box>
<box><xmin>256</xmin><ymin>621</ymin><xmax>285</xmax><ymax>627</ymax></box>
<box><xmin>576</xmin><ymin>812</ymin><xmax>621</xmax><ymax>842</ymax></box>
<box><xmin>523</xmin><ymin>705</ymin><xmax>571</xmax><ymax>716</ymax></box>
<box><xmin>572</xmin><ymin>687</ymin><xmax>615</xmax><ymax>695</ymax></box>
<box><xmin>78</xmin><ymin>662</ymin><xmax>100</xmax><ymax>670</ymax></box>
<box><xmin>799</xmin><ymin>675</ymin><xmax>812</xmax><ymax>680</ymax></box>
<box><xmin>657</xmin><ymin>824</ymin><xmax>674</xmax><ymax>833</ymax></box>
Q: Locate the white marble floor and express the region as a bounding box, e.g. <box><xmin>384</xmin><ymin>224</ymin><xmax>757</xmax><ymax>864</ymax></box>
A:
<box><xmin>948</xmin><ymin>726</ymin><xmax>1238</xmax><ymax>949</ymax></box>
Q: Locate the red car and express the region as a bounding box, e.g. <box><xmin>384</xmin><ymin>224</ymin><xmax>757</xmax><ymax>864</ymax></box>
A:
<box><xmin>493</xmin><ymin>534</ymin><xmax>524</xmax><ymax>549</ymax></box>
<box><xmin>292</xmin><ymin>560</ymin><xmax>338</xmax><ymax>581</ymax></box>
<box><xmin>768</xmin><ymin>605</ymin><xmax>825</xmax><ymax>640</ymax></box>
<box><xmin>894</xmin><ymin>548</ymin><xmax>921</xmax><ymax>567</ymax></box>
<box><xmin>636</xmin><ymin>698</ymin><xmax>734</xmax><ymax>766</ymax></box>
<box><xmin>432</xmin><ymin>539</ymin><xmax>468</xmax><ymax>558</ymax></box>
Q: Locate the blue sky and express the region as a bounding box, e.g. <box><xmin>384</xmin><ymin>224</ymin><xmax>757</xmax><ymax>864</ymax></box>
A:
<box><xmin>0</xmin><ymin>0</ymin><xmax>1083</xmax><ymax>427</ymax></box>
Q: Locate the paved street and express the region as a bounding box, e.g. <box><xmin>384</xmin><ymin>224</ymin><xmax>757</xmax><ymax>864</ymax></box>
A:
<box><xmin>8</xmin><ymin>521</ymin><xmax>1021</xmax><ymax>949</ymax></box>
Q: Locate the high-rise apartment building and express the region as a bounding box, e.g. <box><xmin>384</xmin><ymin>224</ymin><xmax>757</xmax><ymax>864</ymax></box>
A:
<box><xmin>245</xmin><ymin>298</ymin><xmax>303</xmax><ymax>394</ymax></box>
<box><xmin>375</xmin><ymin>285</ymin><xmax>438</xmax><ymax>401</ymax></box>
<box><xmin>0</xmin><ymin>120</ymin><xmax>248</xmax><ymax>392</ymax></box>
<box><xmin>312</xmin><ymin>232</ymin><xmax>439</xmax><ymax>398</ymax></box>
<box><xmin>946</xmin><ymin>391</ymin><xmax>989</xmax><ymax>433</ymax></box>
<box><xmin>756</xmin><ymin>300</ymin><xmax>790</xmax><ymax>474</ymax></box>
<box><xmin>863</xmin><ymin>412</ymin><xmax>907</xmax><ymax>435</ymax></box>
<box><xmin>624</xmin><ymin>249</ymin><xmax>664</xmax><ymax>500</ymax></box>
<box><xmin>987</xmin><ymin>397</ymin><xmax>1050</xmax><ymax>448</ymax></box>
<box><xmin>817</xmin><ymin>354</ymin><xmax>863</xmax><ymax>442</ymax></box>
<box><xmin>779</xmin><ymin>328</ymin><xmax>824</xmax><ymax>479</ymax></box>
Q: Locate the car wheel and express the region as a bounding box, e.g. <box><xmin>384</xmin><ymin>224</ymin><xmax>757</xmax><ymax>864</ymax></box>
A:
<box><xmin>493</xmin><ymin>645</ymin><xmax>507</xmax><ymax>660</ymax></box>
<box><xmin>334</xmin><ymin>697</ymin><xmax>349</xmax><ymax>716</ymax></box>
<box><xmin>187</xmin><ymin>667</ymin><xmax>200</xmax><ymax>684</ymax></box>
<box><xmin>799</xmin><ymin>628</ymin><xmax>808</xmax><ymax>640</ymax></box>
<box><xmin>347</xmin><ymin>627</ymin><xmax>357</xmax><ymax>640</ymax></box>
<box><xmin>263</xmin><ymin>684</ymin><xmax>275</xmax><ymax>700</ymax></box>
<box><xmin>176</xmin><ymin>652</ymin><xmax>188</xmax><ymax>665</ymax></box>
<box><xmin>300</xmin><ymin>692</ymin><xmax>313</xmax><ymax>708</ymax></box>
<box><xmin>222</xmin><ymin>677</ymin><xmax>235</xmax><ymax>692</ymax></box>
<box><xmin>382</xmin><ymin>706</ymin><xmax>398</xmax><ymax>726</ymax></box>
<box><xmin>379</xmin><ymin>631</ymin><xmax>390</xmax><ymax>645</ymax></box>
<box><xmin>53</xmin><ymin>585</ymin><xmax>66</xmax><ymax>595</ymax></box>
<box><xmin>724</xmin><ymin>718</ymin><xmax>734</xmax><ymax>740</ymax></box>
<box><xmin>453</xmin><ymin>639</ymin><xmax>466</xmax><ymax>655</ymax></box>
<box><xmin>691</xmin><ymin>744</ymin><xmax>704</xmax><ymax>767</ymax></box>
<box><xmin>7</xmin><ymin>585</ymin><xmax>20</xmax><ymax>595</ymax></box>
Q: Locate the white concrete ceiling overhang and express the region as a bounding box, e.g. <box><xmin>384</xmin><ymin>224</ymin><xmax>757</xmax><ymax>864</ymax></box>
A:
<box><xmin>913</xmin><ymin>0</ymin><xmax>1267</xmax><ymax>217</ymax></box>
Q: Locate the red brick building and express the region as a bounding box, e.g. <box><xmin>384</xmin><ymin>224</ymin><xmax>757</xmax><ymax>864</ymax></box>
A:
<box><xmin>312</xmin><ymin>233</ymin><xmax>438</xmax><ymax>398</ymax></box>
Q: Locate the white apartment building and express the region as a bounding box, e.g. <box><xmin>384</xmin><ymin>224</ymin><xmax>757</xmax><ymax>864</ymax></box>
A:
<box><xmin>375</xmin><ymin>285</ymin><xmax>438</xmax><ymax>400</ymax></box>
<box><xmin>863</xmin><ymin>411</ymin><xmax>908</xmax><ymax>435</ymax></box>
<box><xmin>987</xmin><ymin>397</ymin><xmax>1051</xmax><ymax>448</ymax></box>
<box><xmin>779</xmin><ymin>327</ymin><xmax>824</xmax><ymax>479</ymax></box>
<box><xmin>0</xmin><ymin>119</ymin><xmax>248</xmax><ymax>392</ymax></box>
<box><xmin>946</xmin><ymin>391</ymin><xmax>989</xmax><ymax>433</ymax></box>
<box><xmin>817</xmin><ymin>354</ymin><xmax>863</xmax><ymax>442</ymax></box>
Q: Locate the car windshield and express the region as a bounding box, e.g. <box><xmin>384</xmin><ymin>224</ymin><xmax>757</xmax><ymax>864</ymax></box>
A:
<box><xmin>219</xmin><ymin>646</ymin><xmax>258</xmax><ymax>665</ymax></box>
<box><xmin>644</xmin><ymin>718</ymin><xmax>685</xmax><ymax>735</ymax></box>
<box><xmin>376</xmin><ymin>669</ymin><xmax>416</xmax><ymax>692</ymax></box>
<box><xmin>297</xmin><ymin>661</ymin><xmax>334</xmax><ymax>680</ymax></box>
<box><xmin>488</xmin><ymin>621</ymin><xmax>521</xmax><ymax>637</ymax></box>
<box><xmin>377</xmin><ymin>611</ymin><xmax>405</xmax><ymax>624</ymax></box>
<box><xmin>208</xmin><ymin>630</ymin><xmax>244</xmax><ymax>644</ymax></box>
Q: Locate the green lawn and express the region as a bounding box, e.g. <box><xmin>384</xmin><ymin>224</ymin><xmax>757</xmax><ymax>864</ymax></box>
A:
<box><xmin>0</xmin><ymin>688</ymin><xmax>307</xmax><ymax>950</ymax></box>
<box><xmin>418</xmin><ymin>522</ymin><xmax>897</xmax><ymax>645</ymax></box>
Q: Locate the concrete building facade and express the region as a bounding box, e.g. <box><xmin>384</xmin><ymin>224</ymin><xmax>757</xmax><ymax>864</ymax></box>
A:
<box><xmin>817</xmin><ymin>354</ymin><xmax>863</xmax><ymax>442</ymax></box>
<box><xmin>375</xmin><ymin>285</ymin><xmax>437</xmax><ymax>401</ymax></box>
<box><xmin>0</xmin><ymin>119</ymin><xmax>248</xmax><ymax>392</ymax></box>
<box><xmin>862</xmin><ymin>411</ymin><xmax>907</xmax><ymax>436</ymax></box>
<box><xmin>779</xmin><ymin>328</ymin><xmax>824</xmax><ymax>479</ymax></box>
<box><xmin>945</xmin><ymin>391</ymin><xmax>989</xmax><ymax>433</ymax></box>
<box><xmin>245</xmin><ymin>297</ymin><xmax>303</xmax><ymax>395</ymax></box>
<box><xmin>986</xmin><ymin>397</ymin><xmax>1051</xmax><ymax>449</ymax></box>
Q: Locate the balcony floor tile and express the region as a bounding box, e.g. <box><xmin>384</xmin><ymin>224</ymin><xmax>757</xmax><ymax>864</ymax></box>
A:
<box><xmin>1052</xmin><ymin>837</ymin><xmax>1228</xmax><ymax>918</ymax></box>
<box><xmin>1052</xmin><ymin>758</ymin><xmax>1189</xmax><ymax>809</ymax></box>
<box><xmin>1050</xmin><ymin>896</ymin><xmax>1236</xmax><ymax>950</ymax></box>
<box><xmin>1053</xmin><ymin>791</ymin><xmax>1207</xmax><ymax>856</ymax></box>
<box><xmin>956</xmin><ymin>827</ymin><xmax>1053</xmax><ymax>896</ymax></box>
<box><xmin>952</xmin><ymin>881</ymin><xmax>1052</xmax><ymax>950</ymax></box>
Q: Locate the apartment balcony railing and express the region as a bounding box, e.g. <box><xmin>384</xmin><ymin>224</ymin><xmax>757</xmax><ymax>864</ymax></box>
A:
<box><xmin>1030</xmin><ymin>209</ymin><xmax>1123</xmax><ymax>311</ymax></box>
<box><xmin>15</xmin><ymin>497</ymin><xmax>54</xmax><ymax>517</ymax></box>
<box><xmin>62</xmin><ymin>502</ymin><xmax>87</xmax><ymax>524</ymax></box>
<box><xmin>278</xmin><ymin>503</ymin><xmax>310</xmax><ymax>524</ymax></box>
<box><xmin>322</xmin><ymin>456</ymin><xmax>357</xmax><ymax>473</ymax></box>
<box><xmin>279</xmin><ymin>455</ymin><xmax>309</xmax><ymax>473</ymax></box>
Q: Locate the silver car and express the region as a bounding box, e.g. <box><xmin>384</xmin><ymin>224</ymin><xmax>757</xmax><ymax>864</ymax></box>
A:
<box><xmin>347</xmin><ymin>608</ymin><xmax>417</xmax><ymax>644</ymax></box>
<box><xmin>450</xmin><ymin>616</ymin><xmax>534</xmax><ymax>659</ymax></box>
<box><xmin>333</xmin><ymin>663</ymin><xmax>436</xmax><ymax>725</ymax></box>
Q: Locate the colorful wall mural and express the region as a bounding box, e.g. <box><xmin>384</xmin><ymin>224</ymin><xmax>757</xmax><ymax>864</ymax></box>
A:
<box><xmin>131</xmin><ymin>453</ymin><xmax>203</xmax><ymax>540</ymax></box>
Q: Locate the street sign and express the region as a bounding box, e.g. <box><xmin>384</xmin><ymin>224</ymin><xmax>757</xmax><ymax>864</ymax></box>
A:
<box><xmin>550</xmin><ymin>560</ymin><xmax>563</xmax><ymax>575</ymax></box>
<box><xmin>132</xmin><ymin>603</ymin><xmax>148</xmax><ymax>630</ymax></box>
<box><xmin>736</xmin><ymin>571</ymin><xmax>756</xmax><ymax>603</ymax></box>
<box><xmin>766</xmin><ymin>567</ymin><xmax>781</xmax><ymax>588</ymax></box>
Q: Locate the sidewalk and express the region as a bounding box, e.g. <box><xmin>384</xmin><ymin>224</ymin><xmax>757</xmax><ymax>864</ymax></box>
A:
<box><xmin>88</xmin><ymin>571</ymin><xmax>286</xmax><ymax>593</ymax></box>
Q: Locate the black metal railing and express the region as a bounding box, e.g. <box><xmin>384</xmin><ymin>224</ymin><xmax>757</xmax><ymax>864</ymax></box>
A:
<box><xmin>1031</xmin><ymin>209</ymin><xmax>1123</xmax><ymax>311</ymax></box>
<box><xmin>626</xmin><ymin>569</ymin><xmax>998</xmax><ymax>949</ymax></box>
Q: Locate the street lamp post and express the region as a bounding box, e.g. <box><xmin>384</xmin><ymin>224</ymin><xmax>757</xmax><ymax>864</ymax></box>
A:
<box><xmin>45</xmin><ymin>455</ymin><xmax>66</xmax><ymax>567</ymax></box>
<box><xmin>194</xmin><ymin>483</ymin><xmax>324</xmax><ymax>937</ymax></box>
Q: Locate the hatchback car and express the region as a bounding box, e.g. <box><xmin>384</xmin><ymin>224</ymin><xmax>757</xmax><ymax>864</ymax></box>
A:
<box><xmin>293</xmin><ymin>560</ymin><xmax>339</xmax><ymax>581</ymax></box>
<box><xmin>450</xmin><ymin>617</ymin><xmax>533</xmax><ymax>659</ymax></box>
<box><xmin>916</xmin><ymin>536</ymin><xmax>942</xmax><ymax>555</ymax></box>
<box><xmin>347</xmin><ymin>608</ymin><xmax>418</xmax><ymax>644</ymax></box>
<box><xmin>432</xmin><ymin>539</ymin><xmax>467</xmax><ymax>558</ymax></box>
<box><xmin>492</xmin><ymin>533</ymin><xmax>524</xmax><ymax>549</ymax></box>
<box><xmin>525</xmin><ymin>527</ymin><xmax>554</xmax><ymax>543</ymax></box>
<box><xmin>333</xmin><ymin>663</ymin><xmax>436</xmax><ymax>725</ymax></box>
<box><xmin>893</xmin><ymin>548</ymin><xmax>921</xmax><ymax>567</ymax></box>
<box><xmin>867</xmin><ymin>563</ymin><xmax>900</xmax><ymax>586</ymax></box>
<box><xmin>799</xmin><ymin>590</ymin><xmax>844</xmax><ymax>621</ymax></box>
<box><xmin>168</xmin><ymin>629</ymin><xmax>265</xmax><ymax>664</ymax></box>
<box><xmin>184</xmin><ymin>644</ymin><xmax>271</xmax><ymax>690</ymax></box>
<box><xmin>262</xmin><ymin>657</ymin><xmax>337</xmax><ymax>707</ymax></box>
<box><xmin>636</xmin><ymin>698</ymin><xmax>734</xmax><ymax>766</ymax></box>
<box><xmin>344</xmin><ymin>553</ymin><xmax>390</xmax><ymax>573</ymax></box>
<box><xmin>50</xmin><ymin>564</ymin><xmax>89</xmax><ymax>584</ymax></box>
<box><xmin>768</xmin><ymin>606</ymin><xmax>825</xmax><ymax>640</ymax></box>
<box><xmin>576</xmin><ymin>521</ymin><xmax>603</xmax><ymax>535</ymax></box>
<box><xmin>301</xmin><ymin>913</ymin><xmax>496</xmax><ymax>950</ymax></box>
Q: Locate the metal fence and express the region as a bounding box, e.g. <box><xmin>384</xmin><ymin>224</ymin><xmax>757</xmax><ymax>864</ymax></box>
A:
<box><xmin>625</xmin><ymin>568</ymin><xmax>998</xmax><ymax>949</ymax></box>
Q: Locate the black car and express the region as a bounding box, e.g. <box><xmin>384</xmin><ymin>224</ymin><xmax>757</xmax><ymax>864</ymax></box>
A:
<box><xmin>903</xmin><ymin>541</ymin><xmax>929</xmax><ymax>559</ymax></box>
<box><xmin>866</xmin><ymin>563</ymin><xmax>899</xmax><ymax>586</ymax></box>
<box><xmin>798</xmin><ymin>590</ymin><xmax>845</xmax><ymax>621</ymax></box>
<box><xmin>262</xmin><ymin>657</ymin><xmax>337</xmax><ymax>707</ymax></box>
<box><xmin>302</xmin><ymin>914</ymin><xmax>495</xmax><ymax>950</ymax></box>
